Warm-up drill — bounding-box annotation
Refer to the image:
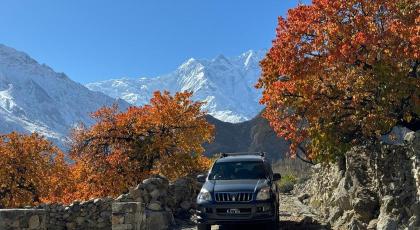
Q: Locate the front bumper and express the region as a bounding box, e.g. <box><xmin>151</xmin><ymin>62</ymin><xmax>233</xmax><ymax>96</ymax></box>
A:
<box><xmin>196</xmin><ymin>200</ymin><xmax>276</xmax><ymax>225</ymax></box>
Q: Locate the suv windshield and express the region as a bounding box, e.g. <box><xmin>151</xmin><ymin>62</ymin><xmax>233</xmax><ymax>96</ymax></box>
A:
<box><xmin>209</xmin><ymin>161</ymin><xmax>268</xmax><ymax>180</ymax></box>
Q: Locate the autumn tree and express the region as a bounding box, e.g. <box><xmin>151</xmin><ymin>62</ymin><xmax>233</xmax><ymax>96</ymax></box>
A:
<box><xmin>70</xmin><ymin>91</ymin><xmax>214</xmax><ymax>199</ymax></box>
<box><xmin>257</xmin><ymin>0</ymin><xmax>419</xmax><ymax>162</ymax></box>
<box><xmin>0</xmin><ymin>132</ymin><xmax>72</xmax><ymax>208</ymax></box>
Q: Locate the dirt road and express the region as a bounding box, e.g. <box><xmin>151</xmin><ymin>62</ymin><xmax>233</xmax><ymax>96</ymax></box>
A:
<box><xmin>176</xmin><ymin>193</ymin><xmax>329</xmax><ymax>230</ymax></box>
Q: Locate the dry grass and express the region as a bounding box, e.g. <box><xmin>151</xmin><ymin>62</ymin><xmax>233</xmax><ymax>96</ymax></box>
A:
<box><xmin>272</xmin><ymin>158</ymin><xmax>312</xmax><ymax>193</ymax></box>
<box><xmin>272</xmin><ymin>158</ymin><xmax>311</xmax><ymax>179</ymax></box>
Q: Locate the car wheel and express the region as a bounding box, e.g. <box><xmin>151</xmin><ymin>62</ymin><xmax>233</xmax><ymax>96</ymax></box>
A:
<box><xmin>197</xmin><ymin>223</ymin><xmax>211</xmax><ymax>230</ymax></box>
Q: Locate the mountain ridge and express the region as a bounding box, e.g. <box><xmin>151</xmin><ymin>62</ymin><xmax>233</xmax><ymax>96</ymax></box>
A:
<box><xmin>0</xmin><ymin>44</ymin><xmax>129</xmax><ymax>146</ymax></box>
<box><xmin>0</xmin><ymin>44</ymin><xmax>286</xmax><ymax>156</ymax></box>
<box><xmin>86</xmin><ymin>50</ymin><xmax>266</xmax><ymax>123</ymax></box>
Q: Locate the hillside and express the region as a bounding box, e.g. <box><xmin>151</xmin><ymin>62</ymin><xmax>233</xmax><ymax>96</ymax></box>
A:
<box><xmin>204</xmin><ymin>112</ymin><xmax>289</xmax><ymax>161</ymax></box>
<box><xmin>0</xmin><ymin>44</ymin><xmax>129</xmax><ymax>146</ymax></box>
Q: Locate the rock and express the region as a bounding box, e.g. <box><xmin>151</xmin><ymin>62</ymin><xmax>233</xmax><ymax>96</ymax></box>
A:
<box><xmin>301</xmin><ymin>215</ymin><xmax>315</xmax><ymax>224</ymax></box>
<box><xmin>100</xmin><ymin>210</ymin><xmax>112</xmax><ymax>218</ymax></box>
<box><xmin>149</xmin><ymin>189</ymin><xmax>161</xmax><ymax>200</ymax></box>
<box><xmin>380</xmin><ymin>196</ymin><xmax>396</xmax><ymax>215</ymax></box>
<box><xmin>328</xmin><ymin>207</ymin><xmax>343</xmax><ymax>223</ymax></box>
<box><xmin>70</xmin><ymin>202</ymin><xmax>81</xmax><ymax>212</ymax></box>
<box><xmin>130</xmin><ymin>188</ymin><xmax>143</xmax><ymax>202</ymax></box>
<box><xmin>66</xmin><ymin>222</ymin><xmax>76</xmax><ymax>230</ymax></box>
<box><xmin>298</xmin><ymin>193</ymin><xmax>310</xmax><ymax>202</ymax></box>
<box><xmin>352</xmin><ymin>191</ymin><xmax>378</xmax><ymax>222</ymax></box>
<box><xmin>75</xmin><ymin>216</ymin><xmax>85</xmax><ymax>225</ymax></box>
<box><xmin>148</xmin><ymin>201</ymin><xmax>162</xmax><ymax>211</ymax></box>
<box><xmin>377</xmin><ymin>215</ymin><xmax>398</xmax><ymax>230</ymax></box>
<box><xmin>407</xmin><ymin>216</ymin><xmax>420</xmax><ymax>229</ymax></box>
<box><xmin>116</xmin><ymin>193</ymin><xmax>132</xmax><ymax>202</ymax></box>
<box><xmin>347</xmin><ymin>218</ymin><xmax>366</xmax><ymax>230</ymax></box>
<box><xmin>333</xmin><ymin>192</ymin><xmax>351</xmax><ymax>211</ymax></box>
<box><xmin>93</xmin><ymin>198</ymin><xmax>102</xmax><ymax>204</ymax></box>
<box><xmin>367</xmin><ymin>219</ymin><xmax>378</xmax><ymax>229</ymax></box>
<box><xmin>404</xmin><ymin>131</ymin><xmax>416</xmax><ymax>143</ymax></box>
<box><xmin>142</xmin><ymin>175</ymin><xmax>169</xmax><ymax>192</ymax></box>
<box><xmin>112</xmin><ymin>215</ymin><xmax>125</xmax><ymax>225</ymax></box>
<box><xmin>334</xmin><ymin>211</ymin><xmax>355</xmax><ymax>228</ymax></box>
<box><xmin>63</xmin><ymin>213</ymin><xmax>70</xmax><ymax>219</ymax></box>
<box><xmin>112</xmin><ymin>223</ymin><xmax>133</xmax><ymax>230</ymax></box>
<box><xmin>145</xmin><ymin>210</ymin><xmax>173</xmax><ymax>230</ymax></box>
<box><xmin>28</xmin><ymin>215</ymin><xmax>40</xmax><ymax>229</ymax></box>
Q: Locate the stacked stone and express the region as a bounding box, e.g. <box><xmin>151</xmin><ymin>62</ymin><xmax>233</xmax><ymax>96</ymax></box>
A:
<box><xmin>0</xmin><ymin>174</ymin><xmax>202</xmax><ymax>230</ymax></box>
<box><xmin>36</xmin><ymin>197</ymin><xmax>113</xmax><ymax>230</ymax></box>
<box><xmin>111</xmin><ymin>174</ymin><xmax>201</xmax><ymax>229</ymax></box>
<box><xmin>167</xmin><ymin>176</ymin><xmax>201</xmax><ymax>218</ymax></box>
<box><xmin>112</xmin><ymin>202</ymin><xmax>145</xmax><ymax>230</ymax></box>
<box><xmin>0</xmin><ymin>209</ymin><xmax>46</xmax><ymax>230</ymax></box>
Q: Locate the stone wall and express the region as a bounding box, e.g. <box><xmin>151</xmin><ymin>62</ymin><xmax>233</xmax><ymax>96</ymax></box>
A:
<box><xmin>37</xmin><ymin>197</ymin><xmax>113</xmax><ymax>230</ymax></box>
<box><xmin>294</xmin><ymin>131</ymin><xmax>420</xmax><ymax>230</ymax></box>
<box><xmin>0</xmin><ymin>209</ymin><xmax>46</xmax><ymax>230</ymax></box>
<box><xmin>112</xmin><ymin>202</ymin><xmax>145</xmax><ymax>230</ymax></box>
<box><xmin>0</xmin><ymin>175</ymin><xmax>200</xmax><ymax>230</ymax></box>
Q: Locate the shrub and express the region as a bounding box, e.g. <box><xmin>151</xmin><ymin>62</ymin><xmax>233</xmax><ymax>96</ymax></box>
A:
<box><xmin>278</xmin><ymin>174</ymin><xmax>297</xmax><ymax>194</ymax></box>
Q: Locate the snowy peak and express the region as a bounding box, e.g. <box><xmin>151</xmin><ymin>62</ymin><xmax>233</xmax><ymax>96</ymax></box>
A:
<box><xmin>86</xmin><ymin>50</ymin><xmax>266</xmax><ymax>123</ymax></box>
<box><xmin>0</xmin><ymin>44</ymin><xmax>129</xmax><ymax>146</ymax></box>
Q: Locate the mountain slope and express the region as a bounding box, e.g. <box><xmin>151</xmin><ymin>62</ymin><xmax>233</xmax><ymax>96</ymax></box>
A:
<box><xmin>86</xmin><ymin>50</ymin><xmax>265</xmax><ymax>123</ymax></box>
<box><xmin>0</xmin><ymin>44</ymin><xmax>129</xmax><ymax>146</ymax></box>
<box><xmin>204</xmin><ymin>112</ymin><xmax>290</xmax><ymax>161</ymax></box>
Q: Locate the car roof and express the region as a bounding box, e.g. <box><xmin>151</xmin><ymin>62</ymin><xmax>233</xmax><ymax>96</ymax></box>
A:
<box><xmin>216</xmin><ymin>154</ymin><xmax>265</xmax><ymax>163</ymax></box>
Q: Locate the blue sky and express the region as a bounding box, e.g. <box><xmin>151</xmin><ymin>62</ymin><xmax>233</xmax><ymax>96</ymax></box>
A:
<box><xmin>0</xmin><ymin>0</ymin><xmax>307</xmax><ymax>83</ymax></box>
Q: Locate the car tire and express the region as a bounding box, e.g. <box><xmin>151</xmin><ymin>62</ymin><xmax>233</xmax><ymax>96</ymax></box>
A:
<box><xmin>267</xmin><ymin>202</ymin><xmax>280</xmax><ymax>229</ymax></box>
<box><xmin>197</xmin><ymin>223</ymin><xmax>211</xmax><ymax>230</ymax></box>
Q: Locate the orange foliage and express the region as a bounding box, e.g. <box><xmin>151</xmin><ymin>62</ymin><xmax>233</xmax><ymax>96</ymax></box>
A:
<box><xmin>70</xmin><ymin>91</ymin><xmax>214</xmax><ymax>199</ymax></box>
<box><xmin>257</xmin><ymin>0</ymin><xmax>419</xmax><ymax>161</ymax></box>
<box><xmin>0</xmin><ymin>132</ymin><xmax>72</xmax><ymax>208</ymax></box>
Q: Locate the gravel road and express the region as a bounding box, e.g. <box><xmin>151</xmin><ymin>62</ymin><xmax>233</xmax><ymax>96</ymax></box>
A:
<box><xmin>175</xmin><ymin>193</ymin><xmax>329</xmax><ymax>230</ymax></box>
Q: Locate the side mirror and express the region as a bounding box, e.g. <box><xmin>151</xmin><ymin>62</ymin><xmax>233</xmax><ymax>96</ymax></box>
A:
<box><xmin>197</xmin><ymin>174</ymin><xmax>207</xmax><ymax>183</ymax></box>
<box><xmin>273</xmin><ymin>173</ymin><xmax>281</xmax><ymax>181</ymax></box>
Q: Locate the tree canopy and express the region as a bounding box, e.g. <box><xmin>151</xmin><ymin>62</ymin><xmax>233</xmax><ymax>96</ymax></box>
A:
<box><xmin>257</xmin><ymin>0</ymin><xmax>419</xmax><ymax>162</ymax></box>
<box><xmin>0</xmin><ymin>132</ymin><xmax>71</xmax><ymax>207</ymax></box>
<box><xmin>70</xmin><ymin>91</ymin><xmax>214</xmax><ymax>199</ymax></box>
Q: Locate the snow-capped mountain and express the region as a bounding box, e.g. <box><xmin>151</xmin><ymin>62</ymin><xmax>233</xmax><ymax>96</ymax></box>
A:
<box><xmin>0</xmin><ymin>44</ymin><xmax>129</xmax><ymax>147</ymax></box>
<box><xmin>86</xmin><ymin>50</ymin><xmax>265</xmax><ymax>123</ymax></box>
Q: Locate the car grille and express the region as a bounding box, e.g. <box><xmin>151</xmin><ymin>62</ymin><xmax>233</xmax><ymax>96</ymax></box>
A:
<box><xmin>214</xmin><ymin>192</ymin><xmax>253</xmax><ymax>202</ymax></box>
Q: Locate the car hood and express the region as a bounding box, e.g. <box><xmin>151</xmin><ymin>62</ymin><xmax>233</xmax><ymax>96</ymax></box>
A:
<box><xmin>203</xmin><ymin>179</ymin><xmax>269</xmax><ymax>193</ymax></box>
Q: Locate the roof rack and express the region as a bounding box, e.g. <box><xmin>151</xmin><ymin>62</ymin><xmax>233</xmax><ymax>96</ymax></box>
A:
<box><xmin>220</xmin><ymin>152</ymin><xmax>266</xmax><ymax>158</ymax></box>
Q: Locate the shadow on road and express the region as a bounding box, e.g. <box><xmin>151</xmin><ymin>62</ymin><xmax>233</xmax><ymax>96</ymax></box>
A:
<box><xmin>216</xmin><ymin>221</ymin><xmax>330</xmax><ymax>230</ymax></box>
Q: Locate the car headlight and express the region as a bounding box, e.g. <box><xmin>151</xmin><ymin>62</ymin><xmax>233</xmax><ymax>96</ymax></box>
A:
<box><xmin>256</xmin><ymin>187</ymin><xmax>271</xmax><ymax>200</ymax></box>
<box><xmin>197</xmin><ymin>188</ymin><xmax>212</xmax><ymax>201</ymax></box>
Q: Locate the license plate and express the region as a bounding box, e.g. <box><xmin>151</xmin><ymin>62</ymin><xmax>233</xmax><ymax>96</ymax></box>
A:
<box><xmin>227</xmin><ymin>208</ymin><xmax>240</xmax><ymax>214</ymax></box>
